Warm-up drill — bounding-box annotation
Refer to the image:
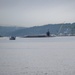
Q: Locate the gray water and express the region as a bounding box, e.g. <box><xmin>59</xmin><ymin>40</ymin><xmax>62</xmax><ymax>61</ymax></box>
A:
<box><xmin>0</xmin><ymin>36</ymin><xmax>75</xmax><ymax>75</ymax></box>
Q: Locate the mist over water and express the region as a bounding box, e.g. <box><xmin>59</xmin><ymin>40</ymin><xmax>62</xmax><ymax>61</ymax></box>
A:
<box><xmin>0</xmin><ymin>36</ymin><xmax>75</xmax><ymax>75</ymax></box>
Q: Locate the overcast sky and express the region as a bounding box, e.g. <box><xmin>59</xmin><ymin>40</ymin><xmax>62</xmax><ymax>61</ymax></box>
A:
<box><xmin>0</xmin><ymin>0</ymin><xmax>75</xmax><ymax>27</ymax></box>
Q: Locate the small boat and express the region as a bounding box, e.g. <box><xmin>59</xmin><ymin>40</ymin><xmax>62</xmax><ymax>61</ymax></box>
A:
<box><xmin>9</xmin><ymin>36</ymin><xmax>16</xmax><ymax>40</ymax></box>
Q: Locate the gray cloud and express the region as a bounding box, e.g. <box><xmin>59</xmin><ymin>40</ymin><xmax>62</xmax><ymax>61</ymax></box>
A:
<box><xmin>0</xmin><ymin>0</ymin><xmax>75</xmax><ymax>27</ymax></box>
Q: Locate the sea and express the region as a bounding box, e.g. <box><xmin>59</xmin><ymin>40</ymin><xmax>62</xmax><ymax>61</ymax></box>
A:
<box><xmin>0</xmin><ymin>36</ymin><xmax>75</xmax><ymax>75</ymax></box>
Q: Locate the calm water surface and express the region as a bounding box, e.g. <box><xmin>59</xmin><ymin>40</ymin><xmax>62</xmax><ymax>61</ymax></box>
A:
<box><xmin>0</xmin><ymin>36</ymin><xmax>75</xmax><ymax>75</ymax></box>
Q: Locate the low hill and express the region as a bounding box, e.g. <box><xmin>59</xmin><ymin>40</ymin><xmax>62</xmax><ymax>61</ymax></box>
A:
<box><xmin>0</xmin><ymin>23</ymin><xmax>75</xmax><ymax>37</ymax></box>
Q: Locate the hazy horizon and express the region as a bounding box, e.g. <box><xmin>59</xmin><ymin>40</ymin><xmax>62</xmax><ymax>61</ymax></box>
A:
<box><xmin>0</xmin><ymin>0</ymin><xmax>75</xmax><ymax>27</ymax></box>
<box><xmin>0</xmin><ymin>22</ymin><xmax>75</xmax><ymax>28</ymax></box>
